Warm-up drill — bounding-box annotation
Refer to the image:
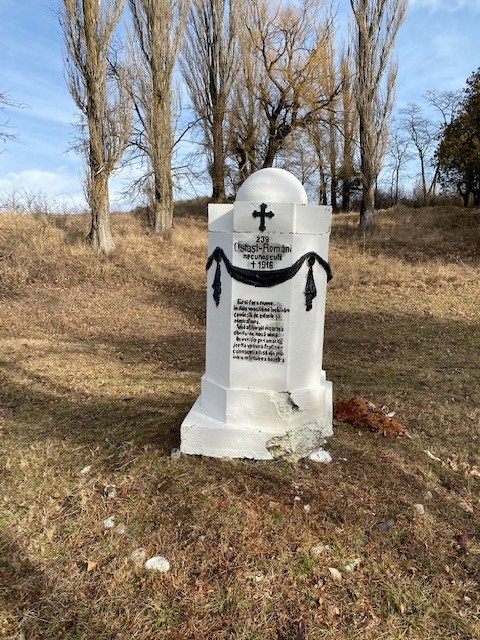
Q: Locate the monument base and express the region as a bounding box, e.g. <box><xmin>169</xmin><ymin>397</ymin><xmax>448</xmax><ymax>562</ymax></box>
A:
<box><xmin>180</xmin><ymin>382</ymin><xmax>332</xmax><ymax>462</ymax></box>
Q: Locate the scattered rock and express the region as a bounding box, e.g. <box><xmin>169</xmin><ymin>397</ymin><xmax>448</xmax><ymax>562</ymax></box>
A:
<box><xmin>328</xmin><ymin>567</ymin><xmax>342</xmax><ymax>581</ymax></box>
<box><xmin>245</xmin><ymin>572</ymin><xmax>265</xmax><ymax>582</ymax></box>
<box><xmin>103</xmin><ymin>485</ymin><xmax>117</xmax><ymax>499</ymax></box>
<box><xmin>381</xmin><ymin>406</ymin><xmax>396</xmax><ymax>418</ymax></box>
<box><xmin>130</xmin><ymin>548</ymin><xmax>147</xmax><ymax>565</ymax></box>
<box><xmin>144</xmin><ymin>555</ymin><xmax>170</xmax><ymax>572</ymax></box>
<box><xmin>308</xmin><ymin>449</ymin><xmax>332</xmax><ymax>463</ymax></box>
<box><xmin>344</xmin><ymin>558</ymin><xmax>361</xmax><ymax>572</ymax></box>
<box><xmin>424</xmin><ymin>450</ymin><xmax>442</xmax><ymax>462</ymax></box>
<box><xmin>334</xmin><ymin>397</ymin><xmax>405</xmax><ymax>436</ymax></box>
<box><xmin>311</xmin><ymin>544</ymin><xmax>331</xmax><ymax>556</ymax></box>
<box><xmin>103</xmin><ymin>515</ymin><xmax>116</xmax><ymax>529</ymax></box>
<box><xmin>375</xmin><ymin>519</ymin><xmax>395</xmax><ymax>532</ymax></box>
<box><xmin>86</xmin><ymin>559</ymin><xmax>98</xmax><ymax>572</ymax></box>
<box><xmin>79</xmin><ymin>465</ymin><xmax>92</xmax><ymax>476</ymax></box>
<box><xmin>413</xmin><ymin>503</ymin><xmax>425</xmax><ymax>515</ymax></box>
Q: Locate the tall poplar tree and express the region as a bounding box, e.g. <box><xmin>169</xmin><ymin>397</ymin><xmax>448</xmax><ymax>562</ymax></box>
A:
<box><xmin>181</xmin><ymin>0</ymin><xmax>238</xmax><ymax>202</ymax></box>
<box><xmin>349</xmin><ymin>0</ymin><xmax>407</xmax><ymax>230</ymax></box>
<box><xmin>59</xmin><ymin>0</ymin><xmax>130</xmax><ymax>253</ymax></box>
<box><xmin>127</xmin><ymin>0</ymin><xmax>188</xmax><ymax>233</ymax></box>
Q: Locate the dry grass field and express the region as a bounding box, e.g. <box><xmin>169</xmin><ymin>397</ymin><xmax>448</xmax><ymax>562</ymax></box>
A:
<box><xmin>0</xmin><ymin>202</ymin><xmax>479</xmax><ymax>639</ymax></box>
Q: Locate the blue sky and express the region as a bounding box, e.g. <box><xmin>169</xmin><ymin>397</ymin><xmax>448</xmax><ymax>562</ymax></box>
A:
<box><xmin>0</xmin><ymin>0</ymin><xmax>479</xmax><ymax>210</ymax></box>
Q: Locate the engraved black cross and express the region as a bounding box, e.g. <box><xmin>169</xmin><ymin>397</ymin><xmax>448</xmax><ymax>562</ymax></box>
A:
<box><xmin>252</xmin><ymin>203</ymin><xmax>274</xmax><ymax>232</ymax></box>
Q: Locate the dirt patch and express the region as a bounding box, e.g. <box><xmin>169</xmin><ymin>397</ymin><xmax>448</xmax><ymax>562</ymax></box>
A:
<box><xmin>334</xmin><ymin>396</ymin><xmax>406</xmax><ymax>436</ymax></box>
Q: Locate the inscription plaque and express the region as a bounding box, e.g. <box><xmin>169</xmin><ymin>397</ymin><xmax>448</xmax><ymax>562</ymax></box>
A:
<box><xmin>232</xmin><ymin>298</ymin><xmax>290</xmax><ymax>363</ymax></box>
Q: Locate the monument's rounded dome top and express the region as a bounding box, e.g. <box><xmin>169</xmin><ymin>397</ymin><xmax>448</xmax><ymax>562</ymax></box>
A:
<box><xmin>236</xmin><ymin>168</ymin><xmax>308</xmax><ymax>205</ymax></box>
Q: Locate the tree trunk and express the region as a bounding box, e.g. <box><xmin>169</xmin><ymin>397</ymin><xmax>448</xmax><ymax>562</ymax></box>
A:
<box><xmin>152</xmin><ymin>175</ymin><xmax>173</xmax><ymax>234</ymax></box>
<box><xmin>88</xmin><ymin>171</ymin><xmax>115</xmax><ymax>253</ymax></box>
<box><xmin>211</xmin><ymin>110</ymin><xmax>226</xmax><ymax>201</ymax></box>
<box><xmin>330</xmin><ymin>175</ymin><xmax>338</xmax><ymax>212</ymax></box>
<box><xmin>318</xmin><ymin>164</ymin><xmax>328</xmax><ymax>205</ymax></box>
<box><xmin>394</xmin><ymin>166</ymin><xmax>400</xmax><ymax>204</ymax></box>
<box><xmin>359</xmin><ymin>182</ymin><xmax>375</xmax><ymax>231</ymax></box>
<box><xmin>329</xmin><ymin>109</ymin><xmax>338</xmax><ymax>211</ymax></box>
<box><xmin>152</xmin><ymin>93</ymin><xmax>174</xmax><ymax>234</ymax></box>
<box><xmin>262</xmin><ymin>131</ymin><xmax>279</xmax><ymax>169</ymax></box>
<box><xmin>461</xmin><ymin>190</ymin><xmax>470</xmax><ymax>207</ymax></box>
<box><xmin>341</xmin><ymin>177</ymin><xmax>351</xmax><ymax>211</ymax></box>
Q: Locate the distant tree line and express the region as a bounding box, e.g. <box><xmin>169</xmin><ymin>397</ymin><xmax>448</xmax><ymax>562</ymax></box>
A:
<box><xmin>379</xmin><ymin>70</ymin><xmax>480</xmax><ymax>210</ymax></box>
<box><xmin>436</xmin><ymin>69</ymin><xmax>480</xmax><ymax>207</ymax></box>
<box><xmin>57</xmin><ymin>0</ymin><xmax>410</xmax><ymax>252</ymax></box>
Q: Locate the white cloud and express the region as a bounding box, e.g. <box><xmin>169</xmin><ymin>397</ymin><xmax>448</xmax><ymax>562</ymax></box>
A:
<box><xmin>0</xmin><ymin>168</ymin><xmax>86</xmax><ymax>211</ymax></box>
<box><xmin>0</xmin><ymin>167</ymin><xmax>144</xmax><ymax>213</ymax></box>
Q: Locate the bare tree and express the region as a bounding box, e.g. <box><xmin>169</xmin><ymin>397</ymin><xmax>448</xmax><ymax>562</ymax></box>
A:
<box><xmin>127</xmin><ymin>0</ymin><xmax>188</xmax><ymax>233</ymax></box>
<box><xmin>401</xmin><ymin>91</ymin><xmax>461</xmax><ymax>205</ymax></box>
<box><xmin>181</xmin><ymin>0</ymin><xmax>239</xmax><ymax>202</ymax></box>
<box><xmin>304</xmin><ymin>121</ymin><xmax>330</xmax><ymax>204</ymax></box>
<box><xmin>226</xmin><ymin>28</ymin><xmax>265</xmax><ymax>191</ymax></box>
<box><xmin>276</xmin><ymin>129</ymin><xmax>319</xmax><ymax>196</ymax></box>
<box><xmin>385</xmin><ymin>118</ymin><xmax>412</xmax><ymax>204</ymax></box>
<box><xmin>0</xmin><ymin>91</ymin><xmax>20</xmax><ymax>149</ymax></box>
<box><xmin>59</xmin><ymin>0</ymin><xmax>131</xmax><ymax>253</ymax></box>
<box><xmin>243</xmin><ymin>0</ymin><xmax>339</xmax><ymax>170</ymax></box>
<box><xmin>400</xmin><ymin>102</ymin><xmax>438</xmax><ymax>204</ymax></box>
<box><xmin>424</xmin><ymin>89</ymin><xmax>462</xmax><ymax>127</ymax></box>
<box><xmin>349</xmin><ymin>0</ymin><xmax>407</xmax><ymax>230</ymax></box>
<box><xmin>338</xmin><ymin>49</ymin><xmax>358</xmax><ymax>211</ymax></box>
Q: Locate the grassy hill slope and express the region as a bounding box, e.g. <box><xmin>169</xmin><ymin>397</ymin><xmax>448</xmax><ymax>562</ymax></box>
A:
<box><xmin>0</xmin><ymin>204</ymin><xmax>479</xmax><ymax>639</ymax></box>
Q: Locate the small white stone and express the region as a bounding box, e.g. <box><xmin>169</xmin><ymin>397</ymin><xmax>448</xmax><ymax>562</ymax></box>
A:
<box><xmin>103</xmin><ymin>515</ymin><xmax>116</xmax><ymax>529</ymax></box>
<box><xmin>328</xmin><ymin>567</ymin><xmax>342</xmax><ymax>581</ymax></box>
<box><xmin>308</xmin><ymin>449</ymin><xmax>332</xmax><ymax>463</ymax></box>
<box><xmin>103</xmin><ymin>484</ymin><xmax>117</xmax><ymax>499</ymax></box>
<box><xmin>311</xmin><ymin>545</ymin><xmax>331</xmax><ymax>556</ymax></box>
<box><xmin>79</xmin><ymin>465</ymin><xmax>92</xmax><ymax>476</ymax></box>
<box><xmin>413</xmin><ymin>503</ymin><xmax>425</xmax><ymax>515</ymax></box>
<box><xmin>344</xmin><ymin>558</ymin><xmax>361</xmax><ymax>572</ymax></box>
<box><xmin>130</xmin><ymin>547</ymin><xmax>147</xmax><ymax>564</ymax></box>
<box><xmin>424</xmin><ymin>450</ymin><xmax>442</xmax><ymax>462</ymax></box>
<box><xmin>144</xmin><ymin>555</ymin><xmax>170</xmax><ymax>572</ymax></box>
<box><xmin>245</xmin><ymin>572</ymin><xmax>265</xmax><ymax>582</ymax></box>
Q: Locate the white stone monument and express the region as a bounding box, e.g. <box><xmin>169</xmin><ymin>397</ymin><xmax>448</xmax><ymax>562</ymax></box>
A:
<box><xmin>181</xmin><ymin>168</ymin><xmax>333</xmax><ymax>461</ymax></box>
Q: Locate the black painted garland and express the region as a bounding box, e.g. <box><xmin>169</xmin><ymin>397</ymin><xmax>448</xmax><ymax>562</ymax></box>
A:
<box><xmin>206</xmin><ymin>246</ymin><xmax>333</xmax><ymax>311</ymax></box>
